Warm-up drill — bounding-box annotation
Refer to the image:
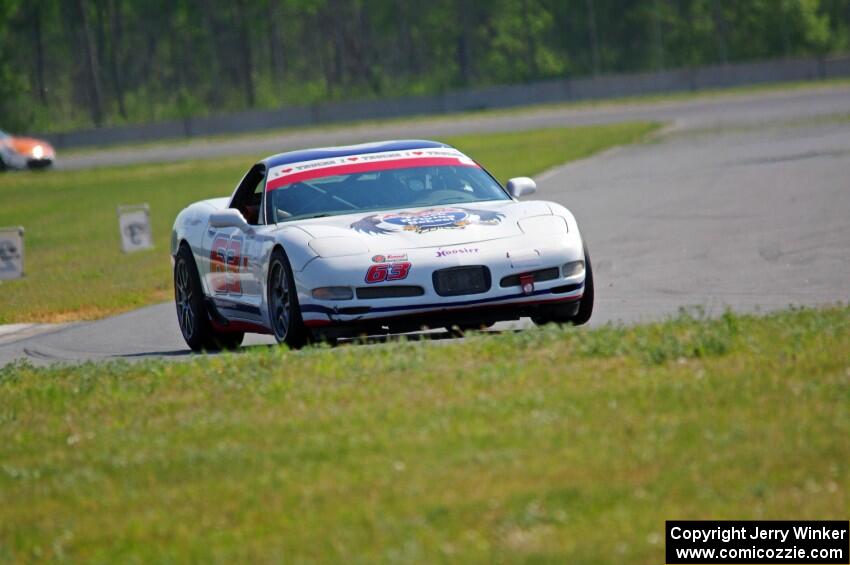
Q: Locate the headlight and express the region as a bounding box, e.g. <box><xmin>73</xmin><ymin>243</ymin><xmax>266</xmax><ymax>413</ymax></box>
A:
<box><xmin>311</xmin><ymin>286</ymin><xmax>354</xmax><ymax>300</ymax></box>
<box><xmin>563</xmin><ymin>260</ymin><xmax>585</xmax><ymax>278</ymax></box>
<box><xmin>308</xmin><ymin>237</ymin><xmax>369</xmax><ymax>258</ymax></box>
<box><xmin>32</xmin><ymin>145</ymin><xmax>44</xmax><ymax>159</ymax></box>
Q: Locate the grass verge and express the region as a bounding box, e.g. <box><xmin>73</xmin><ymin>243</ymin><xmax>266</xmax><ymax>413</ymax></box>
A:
<box><xmin>0</xmin><ymin>122</ymin><xmax>658</xmax><ymax>324</ymax></box>
<box><xmin>0</xmin><ymin>305</ymin><xmax>848</xmax><ymax>562</ymax></box>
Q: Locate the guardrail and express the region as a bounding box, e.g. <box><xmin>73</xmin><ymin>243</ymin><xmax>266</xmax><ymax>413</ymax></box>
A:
<box><xmin>39</xmin><ymin>55</ymin><xmax>850</xmax><ymax>150</ymax></box>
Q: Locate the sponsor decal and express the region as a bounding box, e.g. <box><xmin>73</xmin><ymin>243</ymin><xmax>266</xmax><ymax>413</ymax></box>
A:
<box><xmin>351</xmin><ymin>207</ymin><xmax>504</xmax><ymax>235</ymax></box>
<box><xmin>210</xmin><ymin>232</ymin><xmax>246</xmax><ymax>295</ymax></box>
<box><xmin>371</xmin><ymin>252</ymin><xmax>408</xmax><ymax>263</ymax></box>
<box><xmin>435</xmin><ymin>247</ymin><xmax>479</xmax><ymax>258</ymax></box>
<box><xmin>365</xmin><ymin>262</ymin><xmax>411</xmax><ymax>284</ymax></box>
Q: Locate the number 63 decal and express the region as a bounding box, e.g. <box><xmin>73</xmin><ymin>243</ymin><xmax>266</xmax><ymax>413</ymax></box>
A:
<box><xmin>365</xmin><ymin>262</ymin><xmax>411</xmax><ymax>284</ymax></box>
<box><xmin>210</xmin><ymin>234</ymin><xmax>245</xmax><ymax>295</ymax></box>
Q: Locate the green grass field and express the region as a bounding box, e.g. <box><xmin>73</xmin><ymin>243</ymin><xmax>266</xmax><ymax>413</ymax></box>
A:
<box><xmin>0</xmin><ymin>122</ymin><xmax>658</xmax><ymax>324</ymax></box>
<box><xmin>1</xmin><ymin>305</ymin><xmax>848</xmax><ymax>562</ymax></box>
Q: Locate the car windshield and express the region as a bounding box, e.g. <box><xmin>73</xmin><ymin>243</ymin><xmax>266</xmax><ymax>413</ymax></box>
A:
<box><xmin>267</xmin><ymin>163</ymin><xmax>510</xmax><ymax>223</ymax></box>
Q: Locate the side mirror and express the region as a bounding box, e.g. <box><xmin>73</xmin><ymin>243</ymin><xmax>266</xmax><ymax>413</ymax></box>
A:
<box><xmin>210</xmin><ymin>209</ymin><xmax>252</xmax><ymax>232</ymax></box>
<box><xmin>506</xmin><ymin>177</ymin><xmax>537</xmax><ymax>198</ymax></box>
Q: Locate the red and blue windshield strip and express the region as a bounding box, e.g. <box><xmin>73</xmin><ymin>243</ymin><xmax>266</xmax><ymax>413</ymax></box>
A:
<box><xmin>266</xmin><ymin>156</ymin><xmax>479</xmax><ymax>191</ymax></box>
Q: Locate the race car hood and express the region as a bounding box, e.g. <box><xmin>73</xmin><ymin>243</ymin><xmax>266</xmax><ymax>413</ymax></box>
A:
<box><xmin>291</xmin><ymin>200</ymin><xmax>553</xmax><ymax>249</ymax></box>
<box><xmin>9</xmin><ymin>136</ymin><xmax>54</xmax><ymax>158</ymax></box>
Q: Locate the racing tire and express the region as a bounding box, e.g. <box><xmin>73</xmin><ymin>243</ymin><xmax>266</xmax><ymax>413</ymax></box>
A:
<box><xmin>570</xmin><ymin>242</ymin><xmax>594</xmax><ymax>326</ymax></box>
<box><xmin>174</xmin><ymin>243</ymin><xmax>244</xmax><ymax>351</ymax></box>
<box><xmin>531</xmin><ymin>242</ymin><xmax>594</xmax><ymax>326</ymax></box>
<box><xmin>267</xmin><ymin>247</ymin><xmax>308</xmax><ymax>349</ymax></box>
<box><xmin>27</xmin><ymin>160</ymin><xmax>53</xmax><ymax>171</ymax></box>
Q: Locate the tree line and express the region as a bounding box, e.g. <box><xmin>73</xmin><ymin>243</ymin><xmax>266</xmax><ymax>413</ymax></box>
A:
<box><xmin>0</xmin><ymin>0</ymin><xmax>848</xmax><ymax>132</ymax></box>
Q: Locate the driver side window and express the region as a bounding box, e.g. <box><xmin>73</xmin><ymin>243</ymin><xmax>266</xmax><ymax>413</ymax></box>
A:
<box><xmin>229</xmin><ymin>164</ymin><xmax>266</xmax><ymax>225</ymax></box>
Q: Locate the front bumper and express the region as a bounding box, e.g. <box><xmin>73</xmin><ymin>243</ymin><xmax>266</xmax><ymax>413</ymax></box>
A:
<box><xmin>26</xmin><ymin>157</ymin><xmax>54</xmax><ymax>169</ymax></box>
<box><xmin>306</xmin><ymin>291</ymin><xmax>583</xmax><ymax>338</ymax></box>
<box><xmin>295</xmin><ymin>236</ymin><xmax>586</xmax><ymax>334</ymax></box>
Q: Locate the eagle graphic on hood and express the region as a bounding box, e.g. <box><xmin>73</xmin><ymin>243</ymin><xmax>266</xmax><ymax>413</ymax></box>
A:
<box><xmin>350</xmin><ymin>207</ymin><xmax>505</xmax><ymax>235</ymax></box>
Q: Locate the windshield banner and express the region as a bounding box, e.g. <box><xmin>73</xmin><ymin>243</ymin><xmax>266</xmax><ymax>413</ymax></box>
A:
<box><xmin>266</xmin><ymin>148</ymin><xmax>479</xmax><ymax>191</ymax></box>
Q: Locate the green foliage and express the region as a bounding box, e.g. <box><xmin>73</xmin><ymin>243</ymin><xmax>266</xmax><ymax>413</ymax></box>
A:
<box><xmin>0</xmin><ymin>122</ymin><xmax>658</xmax><ymax>323</ymax></box>
<box><xmin>0</xmin><ymin>0</ymin><xmax>848</xmax><ymax>132</ymax></box>
<box><xmin>0</xmin><ymin>0</ymin><xmax>32</xmax><ymax>132</ymax></box>
<box><xmin>0</xmin><ymin>305</ymin><xmax>848</xmax><ymax>561</ymax></box>
<box><xmin>0</xmin><ymin>63</ymin><xmax>31</xmax><ymax>132</ymax></box>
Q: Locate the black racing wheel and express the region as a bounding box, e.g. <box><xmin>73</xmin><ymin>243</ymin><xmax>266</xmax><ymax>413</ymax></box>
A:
<box><xmin>174</xmin><ymin>243</ymin><xmax>244</xmax><ymax>351</ymax></box>
<box><xmin>267</xmin><ymin>247</ymin><xmax>308</xmax><ymax>349</ymax></box>
<box><xmin>571</xmin><ymin>242</ymin><xmax>594</xmax><ymax>325</ymax></box>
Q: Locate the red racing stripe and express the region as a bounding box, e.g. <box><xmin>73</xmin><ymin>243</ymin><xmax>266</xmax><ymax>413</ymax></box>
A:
<box><xmin>267</xmin><ymin>156</ymin><xmax>478</xmax><ymax>191</ymax></box>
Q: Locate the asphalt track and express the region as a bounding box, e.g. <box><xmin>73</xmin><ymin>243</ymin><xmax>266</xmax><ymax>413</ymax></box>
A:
<box><xmin>2</xmin><ymin>87</ymin><xmax>849</xmax><ymax>365</ymax></box>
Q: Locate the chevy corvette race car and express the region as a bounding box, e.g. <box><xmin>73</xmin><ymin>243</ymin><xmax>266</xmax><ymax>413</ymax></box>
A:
<box><xmin>0</xmin><ymin>129</ymin><xmax>55</xmax><ymax>170</ymax></box>
<box><xmin>171</xmin><ymin>140</ymin><xmax>594</xmax><ymax>350</ymax></box>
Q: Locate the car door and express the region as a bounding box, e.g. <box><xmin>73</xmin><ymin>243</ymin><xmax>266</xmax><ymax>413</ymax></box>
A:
<box><xmin>203</xmin><ymin>164</ymin><xmax>266</xmax><ymax>323</ymax></box>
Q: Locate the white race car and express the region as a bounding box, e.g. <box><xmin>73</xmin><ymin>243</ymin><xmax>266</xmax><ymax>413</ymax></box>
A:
<box><xmin>171</xmin><ymin>140</ymin><xmax>593</xmax><ymax>350</ymax></box>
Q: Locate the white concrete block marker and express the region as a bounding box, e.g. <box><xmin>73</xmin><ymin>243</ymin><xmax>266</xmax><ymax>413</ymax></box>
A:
<box><xmin>0</xmin><ymin>226</ymin><xmax>25</xmax><ymax>280</ymax></box>
<box><xmin>117</xmin><ymin>204</ymin><xmax>153</xmax><ymax>253</ymax></box>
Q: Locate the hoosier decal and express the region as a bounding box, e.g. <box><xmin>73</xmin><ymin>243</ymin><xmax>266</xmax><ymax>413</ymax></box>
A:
<box><xmin>435</xmin><ymin>247</ymin><xmax>479</xmax><ymax>258</ymax></box>
<box><xmin>351</xmin><ymin>207</ymin><xmax>504</xmax><ymax>235</ymax></box>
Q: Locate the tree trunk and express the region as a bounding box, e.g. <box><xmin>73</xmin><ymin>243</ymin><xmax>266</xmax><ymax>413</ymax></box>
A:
<box><xmin>354</xmin><ymin>3</ymin><xmax>381</xmax><ymax>95</ymax></box>
<box><xmin>315</xmin><ymin>8</ymin><xmax>337</xmax><ymax>97</ymax></box>
<box><xmin>521</xmin><ymin>0</ymin><xmax>539</xmax><ymax>79</ymax></box>
<box><xmin>585</xmin><ymin>0</ymin><xmax>601</xmax><ymax>75</ymax></box>
<box><xmin>30</xmin><ymin>1</ymin><xmax>48</xmax><ymax>105</ymax></box>
<box><xmin>76</xmin><ymin>0</ymin><xmax>105</xmax><ymax>126</ymax></box>
<box><xmin>711</xmin><ymin>0</ymin><xmax>728</xmax><ymax>65</ymax></box>
<box><xmin>651</xmin><ymin>0</ymin><xmax>665</xmax><ymax>70</ymax></box>
<box><xmin>198</xmin><ymin>0</ymin><xmax>224</xmax><ymax>108</ymax></box>
<box><xmin>778</xmin><ymin>0</ymin><xmax>791</xmax><ymax>57</ymax></box>
<box><xmin>456</xmin><ymin>0</ymin><xmax>473</xmax><ymax>85</ymax></box>
<box><xmin>234</xmin><ymin>0</ymin><xmax>255</xmax><ymax>107</ymax></box>
<box><xmin>107</xmin><ymin>0</ymin><xmax>127</xmax><ymax>119</ymax></box>
<box><xmin>329</xmin><ymin>1</ymin><xmax>345</xmax><ymax>92</ymax></box>
<box><xmin>267</xmin><ymin>0</ymin><xmax>285</xmax><ymax>83</ymax></box>
<box><xmin>396</xmin><ymin>0</ymin><xmax>417</xmax><ymax>75</ymax></box>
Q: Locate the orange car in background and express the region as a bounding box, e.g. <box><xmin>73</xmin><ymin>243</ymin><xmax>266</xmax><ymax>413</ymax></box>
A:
<box><xmin>0</xmin><ymin>129</ymin><xmax>55</xmax><ymax>170</ymax></box>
